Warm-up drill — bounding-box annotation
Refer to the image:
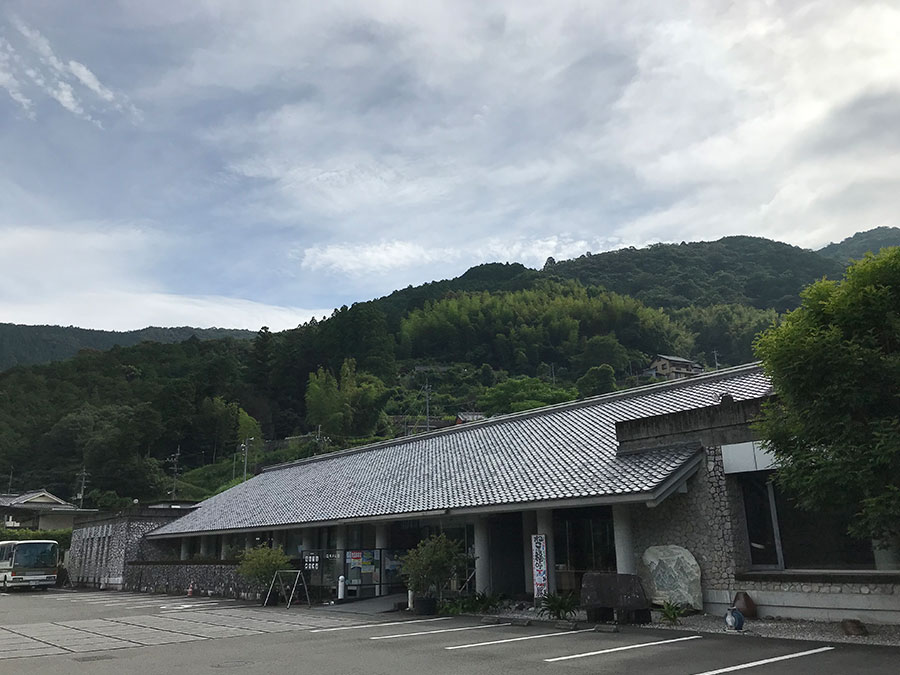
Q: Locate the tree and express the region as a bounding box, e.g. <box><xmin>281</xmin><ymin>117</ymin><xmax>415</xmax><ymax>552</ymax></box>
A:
<box><xmin>477</xmin><ymin>377</ymin><xmax>577</xmax><ymax>415</ymax></box>
<box><xmin>754</xmin><ymin>248</ymin><xmax>900</xmax><ymax>542</ymax></box>
<box><xmin>576</xmin><ymin>365</ymin><xmax>616</xmax><ymax>398</ymax></box>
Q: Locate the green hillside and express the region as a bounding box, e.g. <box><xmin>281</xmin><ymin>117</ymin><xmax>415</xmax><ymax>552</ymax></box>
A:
<box><xmin>818</xmin><ymin>226</ymin><xmax>900</xmax><ymax>263</ymax></box>
<box><xmin>0</xmin><ymin>324</ymin><xmax>254</xmax><ymax>372</ymax></box>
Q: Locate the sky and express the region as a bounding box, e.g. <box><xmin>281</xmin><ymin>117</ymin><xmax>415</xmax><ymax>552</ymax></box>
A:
<box><xmin>2</xmin><ymin>1</ymin><xmax>899</xmax><ymax>331</ymax></box>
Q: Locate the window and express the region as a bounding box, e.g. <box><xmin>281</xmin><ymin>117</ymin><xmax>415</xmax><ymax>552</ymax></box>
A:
<box><xmin>739</xmin><ymin>472</ymin><xmax>876</xmax><ymax>570</ymax></box>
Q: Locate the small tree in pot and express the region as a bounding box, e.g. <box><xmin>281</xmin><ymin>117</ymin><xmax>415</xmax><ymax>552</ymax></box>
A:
<box><xmin>237</xmin><ymin>544</ymin><xmax>290</xmax><ymax>605</ymax></box>
<box><xmin>401</xmin><ymin>534</ymin><xmax>466</xmax><ymax>615</ymax></box>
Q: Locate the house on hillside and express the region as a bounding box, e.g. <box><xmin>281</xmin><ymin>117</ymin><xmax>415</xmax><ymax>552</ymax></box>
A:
<box><xmin>74</xmin><ymin>364</ymin><xmax>898</xmax><ymax>623</ymax></box>
<box><xmin>644</xmin><ymin>354</ymin><xmax>704</xmax><ymax>380</ymax></box>
<box><xmin>0</xmin><ymin>490</ymin><xmax>88</xmax><ymax>530</ymax></box>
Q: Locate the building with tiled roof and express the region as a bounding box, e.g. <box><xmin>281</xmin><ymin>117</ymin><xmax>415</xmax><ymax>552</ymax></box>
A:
<box><xmin>72</xmin><ymin>362</ymin><xmax>900</xmax><ymax>623</ymax></box>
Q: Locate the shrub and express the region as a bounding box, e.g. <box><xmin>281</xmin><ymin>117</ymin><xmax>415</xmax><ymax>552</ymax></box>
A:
<box><xmin>538</xmin><ymin>592</ymin><xmax>578</xmax><ymax>620</ymax></box>
<box><xmin>236</xmin><ymin>544</ymin><xmax>290</xmax><ymax>589</ymax></box>
<box><xmin>401</xmin><ymin>534</ymin><xmax>466</xmax><ymax>599</ymax></box>
<box><xmin>660</xmin><ymin>600</ymin><xmax>686</xmax><ymax>625</ymax></box>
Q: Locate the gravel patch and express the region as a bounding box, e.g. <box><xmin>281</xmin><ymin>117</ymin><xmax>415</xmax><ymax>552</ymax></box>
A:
<box><xmin>494</xmin><ymin>607</ymin><xmax>900</xmax><ymax>648</ymax></box>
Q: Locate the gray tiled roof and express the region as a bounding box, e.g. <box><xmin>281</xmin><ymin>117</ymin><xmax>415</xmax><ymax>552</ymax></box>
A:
<box><xmin>150</xmin><ymin>364</ymin><xmax>771</xmax><ymax>537</ymax></box>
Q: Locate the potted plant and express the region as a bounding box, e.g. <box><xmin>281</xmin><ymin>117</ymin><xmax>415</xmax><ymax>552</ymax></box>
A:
<box><xmin>236</xmin><ymin>544</ymin><xmax>290</xmax><ymax>605</ymax></box>
<box><xmin>401</xmin><ymin>534</ymin><xmax>465</xmax><ymax>615</ymax></box>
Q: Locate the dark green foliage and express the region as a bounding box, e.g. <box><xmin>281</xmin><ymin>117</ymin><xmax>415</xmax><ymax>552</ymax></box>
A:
<box><xmin>660</xmin><ymin>600</ymin><xmax>686</xmax><ymax>625</ymax></box>
<box><xmin>576</xmin><ymin>365</ymin><xmax>617</xmax><ymax>398</ymax></box>
<box><xmin>440</xmin><ymin>592</ymin><xmax>504</xmax><ymax>615</ymax></box>
<box><xmin>0</xmin><ymin>528</ymin><xmax>71</xmax><ymax>551</ymax></box>
<box><xmin>401</xmin><ymin>534</ymin><xmax>467</xmax><ymax>599</ymax></box>
<box><xmin>237</xmin><ymin>544</ymin><xmax>290</xmax><ymax>588</ymax></box>
<box><xmin>754</xmin><ymin>248</ymin><xmax>900</xmax><ymax>540</ymax></box>
<box><xmin>669</xmin><ymin>304</ymin><xmax>778</xmax><ymax>366</ymax></box>
<box><xmin>548</xmin><ymin>236</ymin><xmax>843</xmax><ymax>311</ymax></box>
<box><xmin>477</xmin><ymin>377</ymin><xmax>577</xmax><ymax>415</ymax></box>
<box><xmin>537</xmin><ymin>592</ymin><xmax>579</xmax><ymax>620</ymax></box>
<box><xmin>818</xmin><ymin>226</ymin><xmax>900</xmax><ymax>263</ymax></box>
<box><xmin>0</xmin><ymin>324</ymin><xmax>253</xmax><ymax>372</ymax></box>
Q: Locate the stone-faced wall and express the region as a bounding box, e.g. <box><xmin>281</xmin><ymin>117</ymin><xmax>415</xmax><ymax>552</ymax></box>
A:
<box><xmin>123</xmin><ymin>562</ymin><xmax>262</xmax><ymax>600</ymax></box>
<box><xmin>630</xmin><ymin>446</ymin><xmax>900</xmax><ymax>623</ymax></box>
<box><xmin>68</xmin><ymin>510</ymin><xmax>182</xmax><ymax>590</ymax></box>
<box><xmin>631</xmin><ymin>446</ymin><xmax>738</xmax><ymax>592</ymax></box>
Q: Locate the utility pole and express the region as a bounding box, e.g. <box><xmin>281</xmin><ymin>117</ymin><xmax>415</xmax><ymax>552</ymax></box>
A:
<box><xmin>424</xmin><ymin>376</ymin><xmax>431</xmax><ymax>432</ymax></box>
<box><xmin>6</xmin><ymin>467</ymin><xmax>12</xmax><ymax>494</ymax></box>
<box><xmin>169</xmin><ymin>446</ymin><xmax>181</xmax><ymax>500</ymax></box>
<box><xmin>242</xmin><ymin>437</ymin><xmax>254</xmax><ymax>482</ymax></box>
<box><xmin>75</xmin><ymin>466</ymin><xmax>89</xmax><ymax>508</ymax></box>
<box><xmin>712</xmin><ymin>349</ymin><xmax>720</xmax><ymax>370</ymax></box>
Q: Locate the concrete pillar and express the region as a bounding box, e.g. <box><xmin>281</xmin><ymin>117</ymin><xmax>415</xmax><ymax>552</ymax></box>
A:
<box><xmin>375</xmin><ymin>523</ymin><xmax>388</xmax><ymax>596</ymax></box>
<box><xmin>180</xmin><ymin>538</ymin><xmax>190</xmax><ymax>561</ymax></box>
<box><xmin>220</xmin><ymin>535</ymin><xmax>229</xmax><ymax>560</ymax></box>
<box><xmin>335</xmin><ymin>525</ymin><xmax>347</xmax><ymax>552</ymax></box>
<box><xmin>522</xmin><ymin>511</ymin><xmax>537</xmax><ymax>595</ymax></box>
<box><xmin>473</xmin><ymin>517</ymin><xmax>491</xmax><ymax>594</ymax></box>
<box><xmin>613</xmin><ymin>504</ymin><xmax>636</xmax><ymax>574</ymax></box>
<box><xmin>244</xmin><ymin>533</ymin><xmax>254</xmax><ymax>550</ymax></box>
<box><xmin>199</xmin><ymin>536</ymin><xmax>210</xmax><ymax>558</ymax></box>
<box><xmin>536</xmin><ymin>509</ymin><xmax>556</xmax><ymax>593</ymax></box>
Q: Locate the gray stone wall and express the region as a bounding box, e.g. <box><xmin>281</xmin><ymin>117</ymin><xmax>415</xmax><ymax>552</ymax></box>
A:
<box><xmin>123</xmin><ymin>563</ymin><xmax>262</xmax><ymax>600</ymax></box>
<box><xmin>630</xmin><ymin>446</ymin><xmax>900</xmax><ymax>622</ymax></box>
<box><xmin>631</xmin><ymin>446</ymin><xmax>738</xmax><ymax>590</ymax></box>
<box><xmin>68</xmin><ymin>511</ymin><xmax>181</xmax><ymax>589</ymax></box>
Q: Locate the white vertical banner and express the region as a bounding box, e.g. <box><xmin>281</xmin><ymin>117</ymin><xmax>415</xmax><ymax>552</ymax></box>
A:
<box><xmin>531</xmin><ymin>534</ymin><xmax>548</xmax><ymax>604</ymax></box>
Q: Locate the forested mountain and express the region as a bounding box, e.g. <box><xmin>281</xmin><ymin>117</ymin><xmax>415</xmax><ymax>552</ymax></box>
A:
<box><xmin>544</xmin><ymin>236</ymin><xmax>844</xmax><ymax>311</ymax></box>
<box><xmin>0</xmin><ymin>324</ymin><xmax>254</xmax><ymax>371</ymax></box>
<box><xmin>818</xmin><ymin>226</ymin><xmax>900</xmax><ymax>263</ymax></box>
<box><xmin>2</xmin><ymin>230</ymin><xmax>897</xmax><ymax>507</ymax></box>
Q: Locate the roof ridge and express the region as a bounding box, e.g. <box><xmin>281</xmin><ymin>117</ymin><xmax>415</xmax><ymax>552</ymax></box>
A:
<box><xmin>261</xmin><ymin>362</ymin><xmax>765</xmax><ymax>474</ymax></box>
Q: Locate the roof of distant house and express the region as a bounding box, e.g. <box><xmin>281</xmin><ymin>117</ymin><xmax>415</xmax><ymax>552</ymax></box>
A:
<box><xmin>0</xmin><ymin>490</ymin><xmax>75</xmax><ymax>510</ymax></box>
<box><xmin>149</xmin><ymin>363</ymin><xmax>771</xmax><ymax>538</ymax></box>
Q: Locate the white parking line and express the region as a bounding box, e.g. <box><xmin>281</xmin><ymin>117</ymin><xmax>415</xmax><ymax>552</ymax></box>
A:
<box><xmin>370</xmin><ymin>623</ymin><xmax>512</xmax><ymax>640</ymax></box>
<box><xmin>310</xmin><ymin>617</ymin><xmax>451</xmax><ymax>633</ymax></box>
<box><xmin>544</xmin><ymin>635</ymin><xmax>703</xmax><ymax>662</ymax></box>
<box><xmin>446</xmin><ymin>628</ymin><xmax>594</xmax><ymax>650</ymax></box>
<box><xmin>689</xmin><ymin>646</ymin><xmax>835</xmax><ymax>674</ymax></box>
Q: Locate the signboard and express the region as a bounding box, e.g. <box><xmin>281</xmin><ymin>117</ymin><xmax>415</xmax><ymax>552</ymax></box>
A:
<box><xmin>531</xmin><ymin>534</ymin><xmax>548</xmax><ymax>603</ymax></box>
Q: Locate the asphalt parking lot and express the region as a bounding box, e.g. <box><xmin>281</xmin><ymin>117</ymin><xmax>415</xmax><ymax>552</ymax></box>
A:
<box><xmin>1</xmin><ymin>589</ymin><xmax>899</xmax><ymax>674</ymax></box>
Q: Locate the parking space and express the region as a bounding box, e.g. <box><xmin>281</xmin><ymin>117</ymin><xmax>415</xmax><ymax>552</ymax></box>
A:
<box><xmin>2</xmin><ymin>591</ymin><xmax>899</xmax><ymax>674</ymax></box>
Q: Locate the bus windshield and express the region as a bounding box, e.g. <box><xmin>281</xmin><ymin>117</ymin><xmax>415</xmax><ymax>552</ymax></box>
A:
<box><xmin>12</xmin><ymin>542</ymin><xmax>58</xmax><ymax>568</ymax></box>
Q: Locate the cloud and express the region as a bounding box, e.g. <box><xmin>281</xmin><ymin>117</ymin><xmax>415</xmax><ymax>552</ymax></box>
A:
<box><xmin>0</xmin><ymin>224</ymin><xmax>326</xmax><ymax>331</ymax></box>
<box><xmin>299</xmin><ymin>235</ymin><xmax>617</xmax><ymax>276</ymax></box>
<box><xmin>2</xmin><ymin>15</ymin><xmax>139</xmax><ymax>123</ymax></box>
<box><xmin>3</xmin><ymin>2</ymin><xmax>900</xmax><ymax>330</ymax></box>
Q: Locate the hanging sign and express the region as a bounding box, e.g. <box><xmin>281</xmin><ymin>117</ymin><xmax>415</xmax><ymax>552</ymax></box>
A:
<box><xmin>531</xmin><ymin>534</ymin><xmax>548</xmax><ymax>602</ymax></box>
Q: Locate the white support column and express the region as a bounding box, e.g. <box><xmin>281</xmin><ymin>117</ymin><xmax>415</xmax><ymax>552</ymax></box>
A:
<box><xmin>473</xmin><ymin>517</ymin><xmax>491</xmax><ymax>594</ymax></box>
<box><xmin>244</xmin><ymin>533</ymin><xmax>254</xmax><ymax>550</ymax></box>
<box><xmin>375</xmin><ymin>523</ymin><xmax>388</xmax><ymax>596</ymax></box>
<box><xmin>612</xmin><ymin>504</ymin><xmax>636</xmax><ymax>574</ymax></box>
<box><xmin>180</xmin><ymin>538</ymin><xmax>190</xmax><ymax>561</ymax></box>
<box><xmin>220</xmin><ymin>535</ymin><xmax>229</xmax><ymax>560</ymax></box>
<box><xmin>535</xmin><ymin>509</ymin><xmax>556</xmax><ymax>594</ymax></box>
<box><xmin>522</xmin><ymin>511</ymin><xmax>537</xmax><ymax>595</ymax></box>
<box><xmin>199</xmin><ymin>536</ymin><xmax>210</xmax><ymax>558</ymax></box>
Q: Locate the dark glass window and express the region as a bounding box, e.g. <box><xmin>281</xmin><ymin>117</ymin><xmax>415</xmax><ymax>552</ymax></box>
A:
<box><xmin>740</xmin><ymin>473</ymin><xmax>780</xmax><ymax>566</ymax></box>
<box><xmin>775</xmin><ymin>491</ymin><xmax>874</xmax><ymax>570</ymax></box>
<box><xmin>739</xmin><ymin>472</ymin><xmax>876</xmax><ymax>570</ymax></box>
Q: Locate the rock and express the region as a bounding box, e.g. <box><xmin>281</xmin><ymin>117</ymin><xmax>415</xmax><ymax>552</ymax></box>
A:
<box><xmin>641</xmin><ymin>545</ymin><xmax>703</xmax><ymax>610</ymax></box>
<box><xmin>841</xmin><ymin>619</ymin><xmax>868</xmax><ymax>636</ymax></box>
